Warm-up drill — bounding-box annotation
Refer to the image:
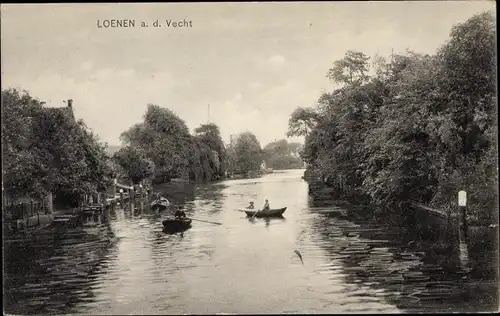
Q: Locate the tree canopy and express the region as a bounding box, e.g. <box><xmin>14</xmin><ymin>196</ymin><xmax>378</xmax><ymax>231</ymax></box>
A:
<box><xmin>228</xmin><ymin>132</ymin><xmax>263</xmax><ymax>174</ymax></box>
<box><xmin>120</xmin><ymin>105</ymin><xmax>226</xmax><ymax>182</ymax></box>
<box><xmin>263</xmin><ymin>139</ymin><xmax>304</xmax><ymax>170</ymax></box>
<box><xmin>299</xmin><ymin>11</ymin><xmax>497</xmax><ymax>222</ymax></box>
<box><xmin>2</xmin><ymin>89</ymin><xmax>113</xmax><ymax>202</ymax></box>
<box><xmin>286</xmin><ymin>107</ymin><xmax>319</xmax><ymax>137</ymax></box>
<box><xmin>113</xmin><ymin>146</ymin><xmax>155</xmax><ymax>184</ymax></box>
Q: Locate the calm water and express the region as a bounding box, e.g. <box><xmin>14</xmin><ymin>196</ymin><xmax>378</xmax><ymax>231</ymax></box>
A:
<box><xmin>3</xmin><ymin>170</ymin><xmax>498</xmax><ymax>314</ymax></box>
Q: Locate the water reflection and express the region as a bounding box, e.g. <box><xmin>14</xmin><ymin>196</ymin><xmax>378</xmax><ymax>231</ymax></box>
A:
<box><xmin>308</xmin><ymin>210</ymin><xmax>497</xmax><ymax>313</ymax></box>
<box><xmin>187</xmin><ymin>183</ymin><xmax>227</xmax><ymax>215</ymax></box>
<box><xmin>3</xmin><ymin>224</ymin><xmax>117</xmax><ymax>315</ymax></box>
<box><xmin>3</xmin><ymin>170</ymin><xmax>497</xmax><ymax>314</ymax></box>
<box><xmin>246</xmin><ymin>217</ymin><xmax>287</xmax><ymax>227</ymax></box>
<box><xmin>154</xmin><ymin>182</ymin><xmax>196</xmax><ymax>205</ymax></box>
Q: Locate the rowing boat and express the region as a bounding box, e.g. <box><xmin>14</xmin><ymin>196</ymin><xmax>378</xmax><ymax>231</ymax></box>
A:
<box><xmin>244</xmin><ymin>207</ymin><xmax>287</xmax><ymax>218</ymax></box>
<box><xmin>162</xmin><ymin>218</ymin><xmax>192</xmax><ymax>232</ymax></box>
<box><xmin>151</xmin><ymin>198</ymin><xmax>170</xmax><ymax>210</ymax></box>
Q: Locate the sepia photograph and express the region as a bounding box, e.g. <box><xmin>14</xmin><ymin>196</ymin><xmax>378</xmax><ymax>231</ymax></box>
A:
<box><xmin>1</xmin><ymin>2</ymin><xmax>498</xmax><ymax>314</ymax></box>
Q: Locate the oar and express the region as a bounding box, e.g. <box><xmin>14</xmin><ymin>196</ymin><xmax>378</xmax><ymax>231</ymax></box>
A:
<box><xmin>251</xmin><ymin>208</ymin><xmax>260</xmax><ymax>219</ymax></box>
<box><xmin>189</xmin><ymin>218</ymin><xmax>222</xmax><ymax>225</ymax></box>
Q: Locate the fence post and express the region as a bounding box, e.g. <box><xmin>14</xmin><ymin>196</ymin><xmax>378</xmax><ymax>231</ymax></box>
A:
<box><xmin>119</xmin><ymin>189</ymin><xmax>124</xmax><ymax>205</ymax></box>
<box><xmin>457</xmin><ymin>190</ymin><xmax>469</xmax><ymax>268</ymax></box>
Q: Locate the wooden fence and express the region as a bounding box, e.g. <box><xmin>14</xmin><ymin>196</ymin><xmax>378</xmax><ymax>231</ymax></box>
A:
<box><xmin>3</xmin><ymin>200</ymin><xmax>46</xmax><ymax>221</ymax></box>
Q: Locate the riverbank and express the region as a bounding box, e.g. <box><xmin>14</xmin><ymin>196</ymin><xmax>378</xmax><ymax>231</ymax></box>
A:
<box><xmin>2</xmin><ymin>195</ymin><xmax>124</xmax><ymax>238</ymax></box>
<box><xmin>2</xmin><ymin>208</ymin><xmax>76</xmax><ymax>235</ymax></box>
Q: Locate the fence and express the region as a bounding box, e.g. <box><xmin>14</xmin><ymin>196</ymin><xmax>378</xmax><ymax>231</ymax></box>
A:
<box><xmin>3</xmin><ymin>200</ymin><xmax>46</xmax><ymax>221</ymax></box>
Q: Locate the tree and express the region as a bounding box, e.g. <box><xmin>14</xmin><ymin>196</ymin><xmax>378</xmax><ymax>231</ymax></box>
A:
<box><xmin>2</xmin><ymin>89</ymin><xmax>113</xmax><ymax>205</ymax></box>
<box><xmin>194</xmin><ymin>123</ymin><xmax>226</xmax><ymax>176</ymax></box>
<box><xmin>262</xmin><ymin>139</ymin><xmax>304</xmax><ymax>170</ymax></box>
<box><xmin>288</xmin><ymin>142</ymin><xmax>303</xmax><ymax>157</ymax></box>
<box><xmin>121</xmin><ymin>104</ymin><xmax>192</xmax><ymax>180</ymax></box>
<box><xmin>2</xmin><ymin>89</ymin><xmax>45</xmax><ymax>198</ymax></box>
<box><xmin>303</xmin><ymin>10</ymin><xmax>497</xmax><ymax>222</ymax></box>
<box><xmin>326</xmin><ymin>50</ymin><xmax>370</xmax><ymax>86</ymax></box>
<box><xmin>121</xmin><ymin>105</ymin><xmax>226</xmax><ymax>183</ymax></box>
<box><xmin>429</xmin><ymin>11</ymin><xmax>496</xmax><ymax>219</ymax></box>
<box><xmin>232</xmin><ymin>132</ymin><xmax>263</xmax><ymax>174</ymax></box>
<box><xmin>113</xmin><ymin>146</ymin><xmax>155</xmax><ymax>184</ymax></box>
<box><xmin>286</xmin><ymin>107</ymin><xmax>319</xmax><ymax>137</ymax></box>
<box><xmin>31</xmin><ymin>113</ymin><xmax>113</xmax><ymax>204</ymax></box>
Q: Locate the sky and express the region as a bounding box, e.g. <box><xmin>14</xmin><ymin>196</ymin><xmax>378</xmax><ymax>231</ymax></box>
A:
<box><xmin>1</xmin><ymin>2</ymin><xmax>495</xmax><ymax>147</ymax></box>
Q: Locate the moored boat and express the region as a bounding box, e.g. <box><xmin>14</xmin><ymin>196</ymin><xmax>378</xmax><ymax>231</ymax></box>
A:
<box><xmin>244</xmin><ymin>207</ymin><xmax>287</xmax><ymax>218</ymax></box>
<box><xmin>151</xmin><ymin>198</ymin><xmax>170</xmax><ymax>210</ymax></box>
<box><xmin>162</xmin><ymin>217</ymin><xmax>192</xmax><ymax>232</ymax></box>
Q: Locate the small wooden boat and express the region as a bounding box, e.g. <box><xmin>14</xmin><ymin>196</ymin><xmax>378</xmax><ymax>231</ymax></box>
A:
<box><xmin>151</xmin><ymin>198</ymin><xmax>170</xmax><ymax>210</ymax></box>
<box><xmin>244</xmin><ymin>207</ymin><xmax>287</xmax><ymax>218</ymax></box>
<box><xmin>162</xmin><ymin>217</ymin><xmax>192</xmax><ymax>232</ymax></box>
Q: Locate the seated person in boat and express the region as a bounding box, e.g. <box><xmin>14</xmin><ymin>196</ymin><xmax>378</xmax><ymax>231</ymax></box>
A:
<box><xmin>155</xmin><ymin>193</ymin><xmax>169</xmax><ymax>202</ymax></box>
<box><xmin>247</xmin><ymin>201</ymin><xmax>255</xmax><ymax>209</ymax></box>
<box><xmin>174</xmin><ymin>207</ymin><xmax>187</xmax><ymax>218</ymax></box>
<box><xmin>263</xmin><ymin>199</ymin><xmax>270</xmax><ymax>211</ymax></box>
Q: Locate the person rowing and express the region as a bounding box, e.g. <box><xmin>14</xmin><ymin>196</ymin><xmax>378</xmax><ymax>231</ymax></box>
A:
<box><xmin>263</xmin><ymin>199</ymin><xmax>270</xmax><ymax>211</ymax></box>
<box><xmin>174</xmin><ymin>206</ymin><xmax>187</xmax><ymax>219</ymax></box>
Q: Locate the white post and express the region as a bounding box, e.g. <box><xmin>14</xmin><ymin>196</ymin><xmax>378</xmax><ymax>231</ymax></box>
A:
<box><xmin>457</xmin><ymin>190</ymin><xmax>469</xmax><ymax>268</ymax></box>
<box><xmin>45</xmin><ymin>192</ymin><xmax>53</xmax><ymax>214</ymax></box>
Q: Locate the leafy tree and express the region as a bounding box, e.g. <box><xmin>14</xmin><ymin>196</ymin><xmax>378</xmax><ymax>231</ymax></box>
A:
<box><xmin>326</xmin><ymin>50</ymin><xmax>371</xmax><ymax>86</ymax></box>
<box><xmin>286</xmin><ymin>107</ymin><xmax>319</xmax><ymax>137</ymax></box>
<box><xmin>188</xmin><ymin>138</ymin><xmax>217</xmax><ymax>181</ymax></box>
<box><xmin>121</xmin><ymin>105</ymin><xmax>226</xmax><ymax>183</ymax></box>
<box><xmin>263</xmin><ymin>139</ymin><xmax>304</xmax><ymax>170</ymax></box>
<box><xmin>2</xmin><ymin>89</ymin><xmax>113</xmax><ymax>205</ymax></box>
<box><xmin>194</xmin><ymin>123</ymin><xmax>226</xmax><ymax>176</ymax></box>
<box><xmin>121</xmin><ymin>104</ymin><xmax>192</xmax><ymax>180</ymax></box>
<box><xmin>288</xmin><ymin>142</ymin><xmax>303</xmax><ymax>156</ymax></box>
<box><xmin>2</xmin><ymin>89</ymin><xmax>45</xmax><ymax>198</ymax></box>
<box><xmin>301</xmin><ymin>11</ymin><xmax>497</xmax><ymax>222</ymax></box>
<box><xmin>113</xmin><ymin>146</ymin><xmax>155</xmax><ymax>184</ymax></box>
<box><xmin>430</xmin><ymin>11</ymin><xmax>496</xmax><ymax>218</ymax></box>
<box><xmin>232</xmin><ymin>132</ymin><xmax>263</xmax><ymax>174</ymax></box>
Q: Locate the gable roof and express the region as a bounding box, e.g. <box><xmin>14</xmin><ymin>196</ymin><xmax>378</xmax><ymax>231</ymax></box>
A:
<box><xmin>40</xmin><ymin>99</ymin><xmax>75</xmax><ymax>121</ymax></box>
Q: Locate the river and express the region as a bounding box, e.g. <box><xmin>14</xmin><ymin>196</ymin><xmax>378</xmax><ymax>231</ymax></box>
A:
<box><xmin>3</xmin><ymin>169</ymin><xmax>498</xmax><ymax>314</ymax></box>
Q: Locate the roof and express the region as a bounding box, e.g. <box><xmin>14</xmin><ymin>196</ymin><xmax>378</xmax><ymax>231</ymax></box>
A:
<box><xmin>42</xmin><ymin>106</ymin><xmax>75</xmax><ymax>121</ymax></box>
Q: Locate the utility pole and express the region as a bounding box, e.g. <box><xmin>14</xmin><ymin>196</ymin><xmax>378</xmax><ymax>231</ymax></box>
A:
<box><xmin>388</xmin><ymin>47</ymin><xmax>394</xmax><ymax>77</ymax></box>
<box><xmin>207</xmin><ymin>104</ymin><xmax>210</xmax><ymax>124</ymax></box>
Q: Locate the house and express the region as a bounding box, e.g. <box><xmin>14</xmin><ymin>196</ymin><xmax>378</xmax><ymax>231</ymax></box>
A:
<box><xmin>42</xmin><ymin>99</ymin><xmax>75</xmax><ymax>121</ymax></box>
<box><xmin>43</xmin><ymin>100</ymin><xmax>78</xmax><ymax>211</ymax></box>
